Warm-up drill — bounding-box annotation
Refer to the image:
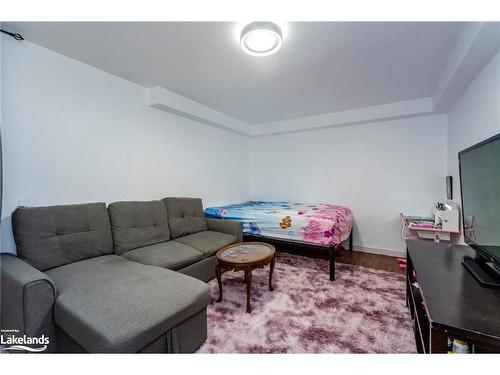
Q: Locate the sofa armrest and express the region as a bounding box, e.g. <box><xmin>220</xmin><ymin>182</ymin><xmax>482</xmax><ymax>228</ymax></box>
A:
<box><xmin>1</xmin><ymin>253</ymin><xmax>57</xmax><ymax>352</ymax></box>
<box><xmin>205</xmin><ymin>218</ymin><xmax>243</xmax><ymax>243</ymax></box>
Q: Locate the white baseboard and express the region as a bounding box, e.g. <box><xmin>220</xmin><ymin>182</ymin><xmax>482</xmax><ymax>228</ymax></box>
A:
<box><xmin>349</xmin><ymin>244</ymin><xmax>405</xmax><ymax>258</ymax></box>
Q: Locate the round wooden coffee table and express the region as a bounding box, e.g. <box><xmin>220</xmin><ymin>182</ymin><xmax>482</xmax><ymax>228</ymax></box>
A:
<box><xmin>215</xmin><ymin>242</ymin><xmax>276</xmax><ymax>313</ymax></box>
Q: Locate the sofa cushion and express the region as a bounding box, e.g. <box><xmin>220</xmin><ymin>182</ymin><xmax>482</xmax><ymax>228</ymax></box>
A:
<box><xmin>163</xmin><ymin>197</ymin><xmax>207</xmax><ymax>239</ymax></box>
<box><xmin>12</xmin><ymin>203</ymin><xmax>113</xmax><ymax>271</ymax></box>
<box><xmin>175</xmin><ymin>231</ymin><xmax>237</xmax><ymax>258</ymax></box>
<box><xmin>45</xmin><ymin>255</ymin><xmax>210</xmax><ymax>353</ymax></box>
<box><xmin>108</xmin><ymin>200</ymin><xmax>170</xmax><ymax>255</ymax></box>
<box><xmin>121</xmin><ymin>240</ymin><xmax>204</xmax><ymax>270</ymax></box>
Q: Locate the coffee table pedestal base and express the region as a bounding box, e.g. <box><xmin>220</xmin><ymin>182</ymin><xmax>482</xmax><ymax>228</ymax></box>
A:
<box><xmin>215</xmin><ymin>257</ymin><xmax>275</xmax><ymax>313</ymax></box>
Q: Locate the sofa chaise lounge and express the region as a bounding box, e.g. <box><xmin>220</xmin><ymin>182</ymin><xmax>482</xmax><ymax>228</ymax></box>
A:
<box><xmin>0</xmin><ymin>197</ymin><xmax>242</xmax><ymax>353</ymax></box>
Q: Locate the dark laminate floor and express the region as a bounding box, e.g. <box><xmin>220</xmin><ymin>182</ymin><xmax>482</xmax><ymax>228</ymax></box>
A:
<box><xmin>243</xmin><ymin>235</ymin><xmax>403</xmax><ymax>274</ymax></box>
<box><xmin>335</xmin><ymin>249</ymin><xmax>401</xmax><ymax>273</ymax></box>
<box><xmin>266</xmin><ymin>242</ymin><xmax>402</xmax><ymax>273</ymax></box>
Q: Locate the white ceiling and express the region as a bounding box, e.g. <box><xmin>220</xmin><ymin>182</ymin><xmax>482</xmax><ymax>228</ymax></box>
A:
<box><xmin>6</xmin><ymin>22</ymin><xmax>466</xmax><ymax>124</ymax></box>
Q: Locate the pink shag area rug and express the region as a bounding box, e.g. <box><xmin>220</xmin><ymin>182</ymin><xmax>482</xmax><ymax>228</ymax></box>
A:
<box><xmin>197</xmin><ymin>252</ymin><xmax>416</xmax><ymax>353</ymax></box>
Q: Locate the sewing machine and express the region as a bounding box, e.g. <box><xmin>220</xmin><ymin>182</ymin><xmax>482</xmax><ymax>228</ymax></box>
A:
<box><xmin>401</xmin><ymin>202</ymin><xmax>460</xmax><ymax>243</ymax></box>
<box><xmin>434</xmin><ymin>201</ymin><xmax>460</xmax><ymax>232</ymax></box>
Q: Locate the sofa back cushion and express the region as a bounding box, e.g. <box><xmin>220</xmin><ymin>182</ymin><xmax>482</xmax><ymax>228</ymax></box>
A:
<box><xmin>163</xmin><ymin>197</ymin><xmax>207</xmax><ymax>239</ymax></box>
<box><xmin>108</xmin><ymin>200</ymin><xmax>170</xmax><ymax>255</ymax></box>
<box><xmin>12</xmin><ymin>202</ymin><xmax>113</xmax><ymax>271</ymax></box>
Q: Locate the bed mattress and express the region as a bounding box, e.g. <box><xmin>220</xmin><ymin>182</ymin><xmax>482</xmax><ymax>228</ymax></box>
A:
<box><xmin>204</xmin><ymin>201</ymin><xmax>353</xmax><ymax>247</ymax></box>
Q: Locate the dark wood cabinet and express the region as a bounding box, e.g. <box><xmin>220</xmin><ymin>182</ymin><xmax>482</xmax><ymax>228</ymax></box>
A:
<box><xmin>406</xmin><ymin>240</ymin><xmax>500</xmax><ymax>353</ymax></box>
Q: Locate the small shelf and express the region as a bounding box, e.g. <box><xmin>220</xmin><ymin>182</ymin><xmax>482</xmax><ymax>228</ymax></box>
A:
<box><xmin>407</xmin><ymin>223</ymin><xmax>460</xmax><ymax>234</ymax></box>
<box><xmin>401</xmin><ymin>214</ymin><xmax>460</xmax><ymax>243</ymax></box>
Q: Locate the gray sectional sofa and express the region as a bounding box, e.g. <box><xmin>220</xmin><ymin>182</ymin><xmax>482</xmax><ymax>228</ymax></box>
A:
<box><xmin>0</xmin><ymin>197</ymin><xmax>242</xmax><ymax>353</ymax></box>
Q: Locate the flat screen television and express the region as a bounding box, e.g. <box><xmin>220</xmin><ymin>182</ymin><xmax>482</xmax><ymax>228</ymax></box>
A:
<box><xmin>459</xmin><ymin>132</ymin><xmax>500</xmax><ymax>287</ymax></box>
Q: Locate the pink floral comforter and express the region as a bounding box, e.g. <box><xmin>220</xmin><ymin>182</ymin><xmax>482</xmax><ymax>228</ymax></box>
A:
<box><xmin>204</xmin><ymin>201</ymin><xmax>353</xmax><ymax>247</ymax></box>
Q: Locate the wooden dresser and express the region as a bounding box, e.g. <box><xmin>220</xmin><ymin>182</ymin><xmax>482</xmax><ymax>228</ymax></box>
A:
<box><xmin>406</xmin><ymin>239</ymin><xmax>500</xmax><ymax>353</ymax></box>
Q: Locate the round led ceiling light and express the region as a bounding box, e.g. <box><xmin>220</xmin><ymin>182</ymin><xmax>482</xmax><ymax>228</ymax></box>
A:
<box><xmin>240</xmin><ymin>22</ymin><xmax>283</xmax><ymax>56</ymax></box>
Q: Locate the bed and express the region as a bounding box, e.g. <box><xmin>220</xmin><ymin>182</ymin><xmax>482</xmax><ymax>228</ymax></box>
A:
<box><xmin>204</xmin><ymin>201</ymin><xmax>354</xmax><ymax>280</ymax></box>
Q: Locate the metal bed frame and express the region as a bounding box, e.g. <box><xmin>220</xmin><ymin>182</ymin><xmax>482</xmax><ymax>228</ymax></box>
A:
<box><xmin>243</xmin><ymin>228</ymin><xmax>353</xmax><ymax>281</ymax></box>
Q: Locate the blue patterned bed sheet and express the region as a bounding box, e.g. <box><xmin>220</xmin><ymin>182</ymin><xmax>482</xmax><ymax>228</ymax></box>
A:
<box><xmin>204</xmin><ymin>201</ymin><xmax>353</xmax><ymax>247</ymax></box>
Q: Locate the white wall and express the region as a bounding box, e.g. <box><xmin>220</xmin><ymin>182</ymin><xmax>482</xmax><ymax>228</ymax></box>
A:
<box><xmin>447</xmin><ymin>49</ymin><xmax>500</xmax><ymax>208</ymax></box>
<box><xmin>0</xmin><ymin>38</ymin><xmax>250</xmax><ymax>253</ymax></box>
<box><xmin>3</xmin><ymin>35</ymin><xmax>495</xmax><ymax>257</ymax></box>
<box><xmin>250</xmin><ymin>115</ymin><xmax>448</xmax><ymax>255</ymax></box>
